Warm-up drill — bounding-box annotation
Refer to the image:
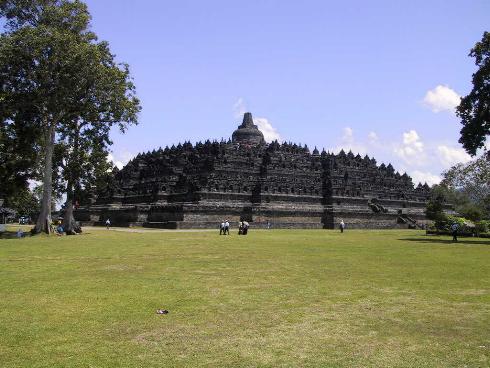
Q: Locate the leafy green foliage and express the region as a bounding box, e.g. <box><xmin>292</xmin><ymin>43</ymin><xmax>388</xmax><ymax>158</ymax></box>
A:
<box><xmin>425</xmin><ymin>185</ymin><xmax>448</xmax><ymax>222</ymax></box>
<box><xmin>441</xmin><ymin>156</ymin><xmax>490</xmax><ymax>219</ymax></box>
<box><xmin>457</xmin><ymin>31</ymin><xmax>490</xmax><ymax>155</ymax></box>
<box><xmin>0</xmin><ymin>107</ymin><xmax>42</xmax><ymax>200</ymax></box>
<box><xmin>457</xmin><ymin>203</ymin><xmax>484</xmax><ymax>222</ymax></box>
<box><xmin>475</xmin><ymin>219</ymin><xmax>490</xmax><ymax>234</ymax></box>
<box><xmin>4</xmin><ymin>187</ymin><xmax>40</xmax><ymax>218</ymax></box>
<box><xmin>434</xmin><ymin>215</ymin><xmax>472</xmax><ymax>233</ymax></box>
<box><xmin>0</xmin><ymin>0</ymin><xmax>141</xmax><ymax>232</ymax></box>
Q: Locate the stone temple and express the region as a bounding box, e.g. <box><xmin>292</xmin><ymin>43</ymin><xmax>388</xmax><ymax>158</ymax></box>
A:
<box><xmin>77</xmin><ymin>112</ymin><xmax>431</xmax><ymax>229</ymax></box>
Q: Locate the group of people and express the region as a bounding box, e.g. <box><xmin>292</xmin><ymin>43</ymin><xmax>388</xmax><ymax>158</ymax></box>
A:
<box><xmin>219</xmin><ymin>220</ymin><xmax>250</xmax><ymax>235</ymax></box>
<box><xmin>219</xmin><ymin>220</ymin><xmax>230</xmax><ymax>235</ymax></box>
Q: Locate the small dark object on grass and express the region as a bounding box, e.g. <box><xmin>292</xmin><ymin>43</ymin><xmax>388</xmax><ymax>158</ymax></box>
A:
<box><xmin>156</xmin><ymin>309</ymin><xmax>169</xmax><ymax>314</ymax></box>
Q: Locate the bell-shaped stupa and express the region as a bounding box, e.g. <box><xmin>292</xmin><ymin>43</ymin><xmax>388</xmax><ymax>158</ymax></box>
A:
<box><xmin>232</xmin><ymin>112</ymin><xmax>265</xmax><ymax>145</ymax></box>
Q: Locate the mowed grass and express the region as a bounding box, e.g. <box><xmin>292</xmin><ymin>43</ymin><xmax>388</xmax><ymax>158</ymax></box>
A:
<box><xmin>0</xmin><ymin>229</ymin><xmax>489</xmax><ymax>368</ymax></box>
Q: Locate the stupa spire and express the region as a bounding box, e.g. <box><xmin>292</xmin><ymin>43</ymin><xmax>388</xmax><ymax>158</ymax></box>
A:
<box><xmin>241</xmin><ymin>112</ymin><xmax>255</xmax><ymax>128</ymax></box>
<box><xmin>232</xmin><ymin>112</ymin><xmax>265</xmax><ymax>145</ymax></box>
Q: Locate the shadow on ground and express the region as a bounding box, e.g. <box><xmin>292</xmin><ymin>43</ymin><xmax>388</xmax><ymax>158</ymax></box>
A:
<box><xmin>400</xmin><ymin>237</ymin><xmax>490</xmax><ymax>246</ymax></box>
<box><xmin>0</xmin><ymin>231</ymin><xmax>32</xmax><ymax>239</ymax></box>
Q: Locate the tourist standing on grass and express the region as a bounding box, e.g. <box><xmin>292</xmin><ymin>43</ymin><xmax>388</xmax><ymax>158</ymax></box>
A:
<box><xmin>106</xmin><ymin>218</ymin><xmax>111</xmax><ymax>229</ymax></box>
<box><xmin>242</xmin><ymin>221</ymin><xmax>249</xmax><ymax>235</ymax></box>
<box><xmin>451</xmin><ymin>222</ymin><xmax>459</xmax><ymax>242</ymax></box>
<box><xmin>340</xmin><ymin>220</ymin><xmax>345</xmax><ymax>233</ymax></box>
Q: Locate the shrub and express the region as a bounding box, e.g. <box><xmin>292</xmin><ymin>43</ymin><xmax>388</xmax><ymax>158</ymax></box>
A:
<box><xmin>436</xmin><ymin>215</ymin><xmax>474</xmax><ymax>233</ymax></box>
<box><xmin>475</xmin><ymin>220</ymin><xmax>490</xmax><ymax>234</ymax></box>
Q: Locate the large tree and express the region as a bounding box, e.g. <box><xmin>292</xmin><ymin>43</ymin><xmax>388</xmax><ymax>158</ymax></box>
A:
<box><xmin>57</xmin><ymin>119</ymin><xmax>115</xmax><ymax>233</ymax></box>
<box><xmin>457</xmin><ymin>31</ymin><xmax>490</xmax><ymax>156</ymax></box>
<box><xmin>0</xmin><ymin>0</ymin><xmax>140</xmax><ymax>233</ymax></box>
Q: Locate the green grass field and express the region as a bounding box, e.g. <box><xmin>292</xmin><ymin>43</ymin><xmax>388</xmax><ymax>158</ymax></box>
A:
<box><xmin>1</xmin><ymin>228</ymin><xmax>489</xmax><ymax>367</ymax></box>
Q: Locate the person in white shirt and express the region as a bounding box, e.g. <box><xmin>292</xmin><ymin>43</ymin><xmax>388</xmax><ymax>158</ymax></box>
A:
<box><xmin>340</xmin><ymin>220</ymin><xmax>345</xmax><ymax>233</ymax></box>
<box><xmin>224</xmin><ymin>220</ymin><xmax>230</xmax><ymax>235</ymax></box>
<box><xmin>242</xmin><ymin>221</ymin><xmax>249</xmax><ymax>235</ymax></box>
<box><xmin>219</xmin><ymin>221</ymin><xmax>225</xmax><ymax>235</ymax></box>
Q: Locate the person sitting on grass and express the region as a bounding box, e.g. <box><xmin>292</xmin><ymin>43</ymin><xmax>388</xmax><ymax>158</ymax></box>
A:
<box><xmin>55</xmin><ymin>224</ymin><xmax>64</xmax><ymax>236</ymax></box>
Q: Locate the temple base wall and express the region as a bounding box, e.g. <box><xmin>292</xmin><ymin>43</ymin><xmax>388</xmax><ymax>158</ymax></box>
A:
<box><xmin>77</xmin><ymin>194</ymin><xmax>437</xmax><ymax>230</ymax></box>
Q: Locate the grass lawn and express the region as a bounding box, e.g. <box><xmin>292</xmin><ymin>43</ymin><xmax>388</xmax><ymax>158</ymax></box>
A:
<box><xmin>0</xmin><ymin>228</ymin><xmax>489</xmax><ymax>367</ymax></box>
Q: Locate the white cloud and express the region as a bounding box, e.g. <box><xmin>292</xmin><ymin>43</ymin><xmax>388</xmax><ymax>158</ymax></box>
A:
<box><xmin>328</xmin><ymin>127</ymin><xmax>461</xmax><ymax>187</ymax></box>
<box><xmin>409</xmin><ymin>170</ymin><xmax>441</xmax><ymax>186</ymax></box>
<box><xmin>232</xmin><ymin>97</ymin><xmax>247</xmax><ymax>118</ymax></box>
<box><xmin>254</xmin><ymin>117</ymin><xmax>282</xmax><ymax>143</ymax></box>
<box><xmin>333</xmin><ymin>127</ymin><xmax>367</xmax><ymax>155</ymax></box>
<box><xmin>107</xmin><ymin>153</ymin><xmax>124</xmax><ymax>170</ymax></box>
<box><xmin>107</xmin><ymin>150</ymin><xmax>134</xmax><ymax>170</ymax></box>
<box><xmin>394</xmin><ymin>130</ymin><xmax>425</xmax><ymax>165</ymax></box>
<box><xmin>423</xmin><ymin>85</ymin><xmax>460</xmax><ymax>113</ymax></box>
<box><xmin>343</xmin><ymin>127</ymin><xmax>353</xmax><ymax>141</ymax></box>
<box><xmin>436</xmin><ymin>145</ymin><xmax>471</xmax><ymax>168</ymax></box>
<box><xmin>368</xmin><ymin>131</ymin><xmax>378</xmax><ymax>144</ymax></box>
<box><xmin>28</xmin><ymin>179</ymin><xmax>41</xmax><ymax>191</ymax></box>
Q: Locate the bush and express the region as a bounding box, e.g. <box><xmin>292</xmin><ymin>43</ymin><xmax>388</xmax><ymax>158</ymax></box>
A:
<box><xmin>475</xmin><ymin>220</ymin><xmax>490</xmax><ymax>234</ymax></box>
<box><xmin>435</xmin><ymin>215</ymin><xmax>474</xmax><ymax>233</ymax></box>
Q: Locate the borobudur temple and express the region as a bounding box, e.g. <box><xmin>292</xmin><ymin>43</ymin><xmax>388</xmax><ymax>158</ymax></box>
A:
<box><xmin>77</xmin><ymin>112</ymin><xmax>433</xmax><ymax>229</ymax></box>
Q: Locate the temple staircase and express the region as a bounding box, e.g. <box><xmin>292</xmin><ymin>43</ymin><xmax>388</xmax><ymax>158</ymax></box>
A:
<box><xmin>368</xmin><ymin>200</ymin><xmax>388</xmax><ymax>213</ymax></box>
<box><xmin>397</xmin><ymin>214</ymin><xmax>423</xmax><ymax>229</ymax></box>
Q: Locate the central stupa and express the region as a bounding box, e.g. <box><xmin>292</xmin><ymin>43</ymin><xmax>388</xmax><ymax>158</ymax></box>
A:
<box><xmin>231</xmin><ymin>112</ymin><xmax>265</xmax><ymax>145</ymax></box>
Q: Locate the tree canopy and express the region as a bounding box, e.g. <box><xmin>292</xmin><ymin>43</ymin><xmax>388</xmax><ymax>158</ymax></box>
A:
<box><xmin>441</xmin><ymin>155</ymin><xmax>490</xmax><ymax>218</ymax></box>
<box><xmin>0</xmin><ymin>0</ymin><xmax>141</xmax><ymax>233</ymax></box>
<box><xmin>457</xmin><ymin>31</ymin><xmax>490</xmax><ymax>156</ymax></box>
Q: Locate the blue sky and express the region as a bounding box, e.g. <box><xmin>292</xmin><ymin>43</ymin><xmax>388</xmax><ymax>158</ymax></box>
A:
<box><xmin>84</xmin><ymin>0</ymin><xmax>489</xmax><ymax>185</ymax></box>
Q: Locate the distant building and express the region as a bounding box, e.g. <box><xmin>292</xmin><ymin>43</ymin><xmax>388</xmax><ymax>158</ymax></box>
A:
<box><xmin>78</xmin><ymin>113</ymin><xmax>433</xmax><ymax>229</ymax></box>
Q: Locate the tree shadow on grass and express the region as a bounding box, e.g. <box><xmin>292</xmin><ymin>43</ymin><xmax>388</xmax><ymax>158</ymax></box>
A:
<box><xmin>0</xmin><ymin>229</ymin><xmax>33</xmax><ymax>239</ymax></box>
<box><xmin>399</xmin><ymin>237</ymin><xmax>490</xmax><ymax>246</ymax></box>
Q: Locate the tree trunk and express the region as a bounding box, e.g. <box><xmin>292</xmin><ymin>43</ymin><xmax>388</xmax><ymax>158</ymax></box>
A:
<box><xmin>34</xmin><ymin>124</ymin><xmax>56</xmax><ymax>234</ymax></box>
<box><xmin>62</xmin><ymin>123</ymin><xmax>82</xmax><ymax>235</ymax></box>
<box><xmin>62</xmin><ymin>199</ymin><xmax>82</xmax><ymax>235</ymax></box>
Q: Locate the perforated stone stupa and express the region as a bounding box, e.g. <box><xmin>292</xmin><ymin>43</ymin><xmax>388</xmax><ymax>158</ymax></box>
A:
<box><xmin>77</xmin><ymin>113</ymin><xmax>432</xmax><ymax>229</ymax></box>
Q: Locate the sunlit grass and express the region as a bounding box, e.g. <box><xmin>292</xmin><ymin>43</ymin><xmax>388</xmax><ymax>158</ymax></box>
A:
<box><xmin>1</xmin><ymin>229</ymin><xmax>489</xmax><ymax>367</ymax></box>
